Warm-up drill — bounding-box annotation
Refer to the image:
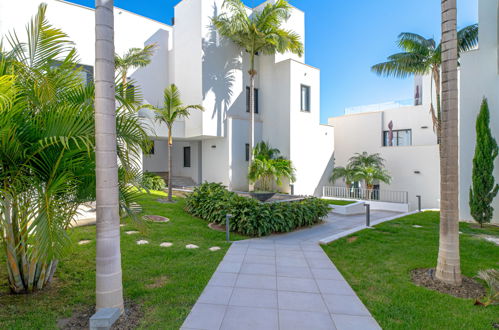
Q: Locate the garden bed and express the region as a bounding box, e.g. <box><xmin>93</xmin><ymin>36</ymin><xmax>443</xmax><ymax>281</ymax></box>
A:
<box><xmin>185</xmin><ymin>183</ymin><xmax>331</xmax><ymax>236</ymax></box>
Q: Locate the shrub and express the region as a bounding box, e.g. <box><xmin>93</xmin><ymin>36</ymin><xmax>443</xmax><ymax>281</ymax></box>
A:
<box><xmin>185</xmin><ymin>183</ymin><xmax>330</xmax><ymax>236</ymax></box>
<box><xmin>142</xmin><ymin>172</ymin><xmax>166</xmax><ymax>191</ymax></box>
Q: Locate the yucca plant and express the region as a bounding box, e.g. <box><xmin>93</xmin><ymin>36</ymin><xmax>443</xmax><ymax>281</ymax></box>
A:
<box><xmin>0</xmin><ymin>4</ymin><xmax>149</xmax><ymax>293</ymax></box>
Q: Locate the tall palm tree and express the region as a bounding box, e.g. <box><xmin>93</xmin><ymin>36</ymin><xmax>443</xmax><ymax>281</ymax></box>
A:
<box><xmin>435</xmin><ymin>0</ymin><xmax>461</xmax><ymax>286</ymax></box>
<box><xmin>371</xmin><ymin>24</ymin><xmax>478</xmax><ymax>134</ymax></box>
<box><xmin>95</xmin><ymin>0</ymin><xmax>124</xmax><ymax>311</ymax></box>
<box><xmin>212</xmin><ymin>0</ymin><xmax>303</xmax><ymax>189</ymax></box>
<box><xmin>115</xmin><ymin>44</ymin><xmax>156</xmax><ymax>88</ymax></box>
<box><xmin>147</xmin><ymin>84</ymin><xmax>203</xmax><ymax>202</ymax></box>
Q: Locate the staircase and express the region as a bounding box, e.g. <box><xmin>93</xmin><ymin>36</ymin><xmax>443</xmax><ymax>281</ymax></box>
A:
<box><xmin>169</xmin><ymin>176</ymin><xmax>197</xmax><ymax>188</ymax></box>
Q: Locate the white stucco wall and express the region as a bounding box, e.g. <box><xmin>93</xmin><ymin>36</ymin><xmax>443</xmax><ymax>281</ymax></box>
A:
<box><xmin>328</xmin><ymin>75</ymin><xmax>440</xmax><ymax>210</ymax></box>
<box><xmin>459</xmin><ymin>0</ymin><xmax>499</xmax><ymax>223</ymax></box>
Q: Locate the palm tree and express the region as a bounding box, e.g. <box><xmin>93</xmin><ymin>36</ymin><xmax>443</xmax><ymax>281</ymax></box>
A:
<box><xmin>330</xmin><ymin>165</ymin><xmax>357</xmax><ymax>189</ymax></box>
<box><xmin>115</xmin><ymin>44</ymin><xmax>156</xmax><ymax>88</ymax></box>
<box><xmin>435</xmin><ymin>0</ymin><xmax>461</xmax><ymax>286</ymax></box>
<box><xmin>0</xmin><ymin>3</ymin><xmax>148</xmax><ymax>294</ymax></box>
<box><xmin>353</xmin><ymin>166</ymin><xmax>391</xmax><ymax>199</ymax></box>
<box><xmin>148</xmin><ymin>84</ymin><xmax>203</xmax><ymax>202</ymax></box>
<box><xmin>248</xmin><ymin>142</ymin><xmax>295</xmax><ymax>192</ymax></box>
<box><xmin>371</xmin><ymin>24</ymin><xmax>478</xmax><ymax>134</ymax></box>
<box><xmin>95</xmin><ymin>0</ymin><xmax>123</xmax><ymax>311</ymax></box>
<box><xmin>212</xmin><ymin>0</ymin><xmax>303</xmax><ymax>188</ymax></box>
<box><xmin>348</xmin><ymin>152</ymin><xmax>385</xmax><ymax>170</ymax></box>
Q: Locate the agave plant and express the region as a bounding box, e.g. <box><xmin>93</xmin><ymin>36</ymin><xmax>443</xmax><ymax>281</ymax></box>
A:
<box><xmin>475</xmin><ymin>269</ymin><xmax>499</xmax><ymax>307</ymax></box>
<box><xmin>0</xmin><ymin>4</ymin><xmax>149</xmax><ymax>293</ymax></box>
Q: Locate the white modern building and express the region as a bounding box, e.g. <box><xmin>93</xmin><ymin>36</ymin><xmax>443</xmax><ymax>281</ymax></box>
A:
<box><xmin>328</xmin><ymin>75</ymin><xmax>440</xmax><ymax>211</ymax></box>
<box><xmin>459</xmin><ymin>0</ymin><xmax>499</xmax><ymax>223</ymax></box>
<box><xmin>0</xmin><ymin>0</ymin><xmax>334</xmax><ymax>196</ymax></box>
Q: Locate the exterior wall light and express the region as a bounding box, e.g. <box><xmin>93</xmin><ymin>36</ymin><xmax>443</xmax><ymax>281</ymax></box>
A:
<box><xmin>414</xmin><ymin>170</ymin><xmax>421</xmax><ymax>174</ymax></box>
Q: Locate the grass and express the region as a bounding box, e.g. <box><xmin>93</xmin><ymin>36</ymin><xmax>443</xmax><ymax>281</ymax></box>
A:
<box><xmin>323</xmin><ymin>199</ymin><xmax>356</xmax><ymax>206</ymax></box>
<box><xmin>0</xmin><ymin>191</ymin><xmax>245</xmax><ymax>329</ymax></box>
<box><xmin>322</xmin><ymin>211</ymin><xmax>499</xmax><ymax>330</ymax></box>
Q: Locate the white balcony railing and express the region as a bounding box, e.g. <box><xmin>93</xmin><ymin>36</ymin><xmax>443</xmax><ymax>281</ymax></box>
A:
<box><xmin>344</xmin><ymin>98</ymin><xmax>415</xmax><ymax>115</ymax></box>
<box><xmin>323</xmin><ymin>186</ymin><xmax>409</xmax><ymax>204</ymax></box>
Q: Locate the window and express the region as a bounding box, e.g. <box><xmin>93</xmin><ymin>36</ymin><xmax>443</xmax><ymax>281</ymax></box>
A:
<box><xmin>301</xmin><ymin>85</ymin><xmax>311</xmax><ymax>112</ymax></box>
<box><xmin>183</xmin><ymin>146</ymin><xmax>191</xmax><ymax>167</ymax></box>
<box><xmin>245</xmin><ymin>143</ymin><xmax>250</xmax><ymax>161</ymax></box>
<box><xmin>246</xmin><ymin>87</ymin><xmax>259</xmax><ymax>114</ymax></box>
<box><xmin>383</xmin><ymin>129</ymin><xmax>412</xmax><ymax>146</ymax></box>
<box><xmin>145</xmin><ymin>141</ymin><xmax>155</xmax><ymax>155</ymax></box>
<box><xmin>126</xmin><ymin>83</ymin><xmax>135</xmax><ymax>102</ymax></box>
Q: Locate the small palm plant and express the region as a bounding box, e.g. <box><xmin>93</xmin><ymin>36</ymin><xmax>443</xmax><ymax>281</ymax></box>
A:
<box><xmin>248</xmin><ymin>142</ymin><xmax>296</xmax><ymax>194</ymax></box>
<box><xmin>115</xmin><ymin>44</ymin><xmax>156</xmax><ymax>87</ymax></box>
<box><xmin>371</xmin><ymin>24</ymin><xmax>478</xmax><ymax>134</ymax></box>
<box><xmin>475</xmin><ymin>269</ymin><xmax>499</xmax><ymax>307</ymax></box>
<box><xmin>330</xmin><ymin>165</ymin><xmax>357</xmax><ymax>190</ymax></box>
<box><xmin>147</xmin><ymin>84</ymin><xmax>203</xmax><ymax>202</ymax></box>
<box><xmin>212</xmin><ymin>0</ymin><xmax>303</xmax><ymax>184</ymax></box>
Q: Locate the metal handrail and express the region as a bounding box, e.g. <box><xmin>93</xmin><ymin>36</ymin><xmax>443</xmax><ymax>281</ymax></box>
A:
<box><xmin>323</xmin><ymin>186</ymin><xmax>409</xmax><ymax>204</ymax></box>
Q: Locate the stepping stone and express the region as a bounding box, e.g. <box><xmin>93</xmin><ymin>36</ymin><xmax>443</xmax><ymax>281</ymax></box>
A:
<box><xmin>160</xmin><ymin>242</ymin><xmax>173</xmax><ymax>248</ymax></box>
<box><xmin>78</xmin><ymin>240</ymin><xmax>91</xmax><ymax>245</ymax></box>
<box><xmin>413</xmin><ymin>225</ymin><xmax>423</xmax><ymax>228</ymax></box>
<box><xmin>144</xmin><ymin>215</ymin><xmax>169</xmax><ymax>223</ymax></box>
<box><xmin>136</xmin><ymin>240</ymin><xmax>149</xmax><ymax>245</ymax></box>
<box><xmin>209</xmin><ymin>246</ymin><xmax>221</xmax><ymax>252</ymax></box>
<box><xmin>125</xmin><ymin>231</ymin><xmax>139</xmax><ymax>235</ymax></box>
<box><xmin>186</xmin><ymin>244</ymin><xmax>199</xmax><ymax>249</ymax></box>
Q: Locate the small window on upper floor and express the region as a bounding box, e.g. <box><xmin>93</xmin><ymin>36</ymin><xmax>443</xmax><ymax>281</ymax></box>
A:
<box><xmin>183</xmin><ymin>146</ymin><xmax>191</xmax><ymax>168</ymax></box>
<box><xmin>245</xmin><ymin>143</ymin><xmax>250</xmax><ymax>162</ymax></box>
<box><xmin>246</xmin><ymin>87</ymin><xmax>259</xmax><ymax>114</ymax></box>
<box><xmin>301</xmin><ymin>85</ymin><xmax>311</xmax><ymax>112</ymax></box>
<box><xmin>383</xmin><ymin>129</ymin><xmax>412</xmax><ymax>147</ymax></box>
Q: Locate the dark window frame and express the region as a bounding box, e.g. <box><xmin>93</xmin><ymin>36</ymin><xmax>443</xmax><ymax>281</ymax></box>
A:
<box><xmin>301</xmin><ymin>84</ymin><xmax>311</xmax><ymax>112</ymax></box>
<box><xmin>145</xmin><ymin>141</ymin><xmax>155</xmax><ymax>155</ymax></box>
<box><xmin>246</xmin><ymin>86</ymin><xmax>259</xmax><ymax>114</ymax></box>
<box><xmin>245</xmin><ymin>143</ymin><xmax>250</xmax><ymax>162</ymax></box>
<box><xmin>183</xmin><ymin>146</ymin><xmax>191</xmax><ymax>168</ymax></box>
<box><xmin>383</xmin><ymin>129</ymin><xmax>412</xmax><ymax>147</ymax></box>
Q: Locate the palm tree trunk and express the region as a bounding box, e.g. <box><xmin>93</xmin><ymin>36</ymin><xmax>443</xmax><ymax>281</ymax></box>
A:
<box><xmin>94</xmin><ymin>0</ymin><xmax>124</xmax><ymax>312</ymax></box>
<box><xmin>248</xmin><ymin>52</ymin><xmax>256</xmax><ymax>192</ymax></box>
<box><xmin>436</xmin><ymin>0</ymin><xmax>461</xmax><ymax>286</ymax></box>
<box><xmin>167</xmin><ymin>127</ymin><xmax>173</xmax><ymax>202</ymax></box>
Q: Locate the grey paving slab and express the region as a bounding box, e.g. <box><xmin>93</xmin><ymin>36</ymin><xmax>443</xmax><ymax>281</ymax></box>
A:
<box><xmin>279</xmin><ymin>310</ymin><xmax>336</xmax><ymax>330</ymax></box>
<box><xmin>181</xmin><ymin>210</ymin><xmax>397</xmax><ymax>329</ymax></box>
<box><xmin>220</xmin><ymin>306</ymin><xmax>279</xmax><ymax>330</ymax></box>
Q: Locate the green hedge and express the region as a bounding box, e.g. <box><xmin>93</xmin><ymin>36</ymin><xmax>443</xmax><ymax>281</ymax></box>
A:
<box><xmin>185</xmin><ymin>182</ymin><xmax>331</xmax><ymax>236</ymax></box>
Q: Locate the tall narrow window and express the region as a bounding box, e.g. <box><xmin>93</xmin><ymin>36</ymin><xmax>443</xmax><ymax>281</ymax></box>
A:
<box><xmin>246</xmin><ymin>87</ymin><xmax>259</xmax><ymax>114</ymax></box>
<box><xmin>183</xmin><ymin>146</ymin><xmax>191</xmax><ymax>167</ymax></box>
<box><xmin>145</xmin><ymin>141</ymin><xmax>155</xmax><ymax>155</ymax></box>
<box><xmin>245</xmin><ymin>143</ymin><xmax>250</xmax><ymax>161</ymax></box>
<box><xmin>301</xmin><ymin>85</ymin><xmax>311</xmax><ymax>112</ymax></box>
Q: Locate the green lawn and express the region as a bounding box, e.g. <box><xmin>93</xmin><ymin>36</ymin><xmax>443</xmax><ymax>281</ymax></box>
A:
<box><xmin>322</xmin><ymin>211</ymin><xmax>499</xmax><ymax>330</ymax></box>
<box><xmin>0</xmin><ymin>191</ymin><xmax>245</xmax><ymax>329</ymax></box>
<box><xmin>323</xmin><ymin>199</ymin><xmax>356</xmax><ymax>206</ymax></box>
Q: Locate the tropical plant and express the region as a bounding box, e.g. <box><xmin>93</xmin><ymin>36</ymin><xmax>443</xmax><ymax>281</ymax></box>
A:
<box><xmin>115</xmin><ymin>43</ymin><xmax>156</xmax><ymax>88</ymax></box>
<box><xmin>371</xmin><ymin>23</ymin><xmax>478</xmax><ymax>135</ymax></box>
<box><xmin>475</xmin><ymin>269</ymin><xmax>499</xmax><ymax>307</ymax></box>
<box><xmin>329</xmin><ymin>165</ymin><xmax>357</xmax><ymax>189</ymax></box>
<box><xmin>142</xmin><ymin>172</ymin><xmax>166</xmax><ymax>191</ymax></box>
<box><xmin>348</xmin><ymin>152</ymin><xmax>385</xmax><ymax>170</ymax></box>
<box><xmin>0</xmin><ymin>3</ymin><xmax>149</xmax><ymax>294</ymax></box>
<box><xmin>248</xmin><ymin>142</ymin><xmax>295</xmax><ymax>192</ymax></box>
<box><xmin>146</xmin><ymin>84</ymin><xmax>203</xmax><ymax>202</ymax></box>
<box><xmin>353</xmin><ymin>166</ymin><xmax>391</xmax><ymax>191</ymax></box>
<box><xmin>185</xmin><ymin>183</ymin><xmax>330</xmax><ymax>236</ymax></box>
<box><xmin>469</xmin><ymin>99</ymin><xmax>499</xmax><ymax>227</ymax></box>
<box><xmin>435</xmin><ymin>0</ymin><xmax>461</xmax><ymax>286</ymax></box>
<box><xmin>212</xmin><ymin>0</ymin><xmax>303</xmax><ymax>188</ymax></box>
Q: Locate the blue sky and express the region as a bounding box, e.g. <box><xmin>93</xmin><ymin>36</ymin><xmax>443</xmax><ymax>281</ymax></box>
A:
<box><xmin>68</xmin><ymin>0</ymin><xmax>478</xmax><ymax>122</ymax></box>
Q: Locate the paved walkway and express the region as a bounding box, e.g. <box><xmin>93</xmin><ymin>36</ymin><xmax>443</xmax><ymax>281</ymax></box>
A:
<box><xmin>181</xmin><ymin>211</ymin><xmax>400</xmax><ymax>330</ymax></box>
